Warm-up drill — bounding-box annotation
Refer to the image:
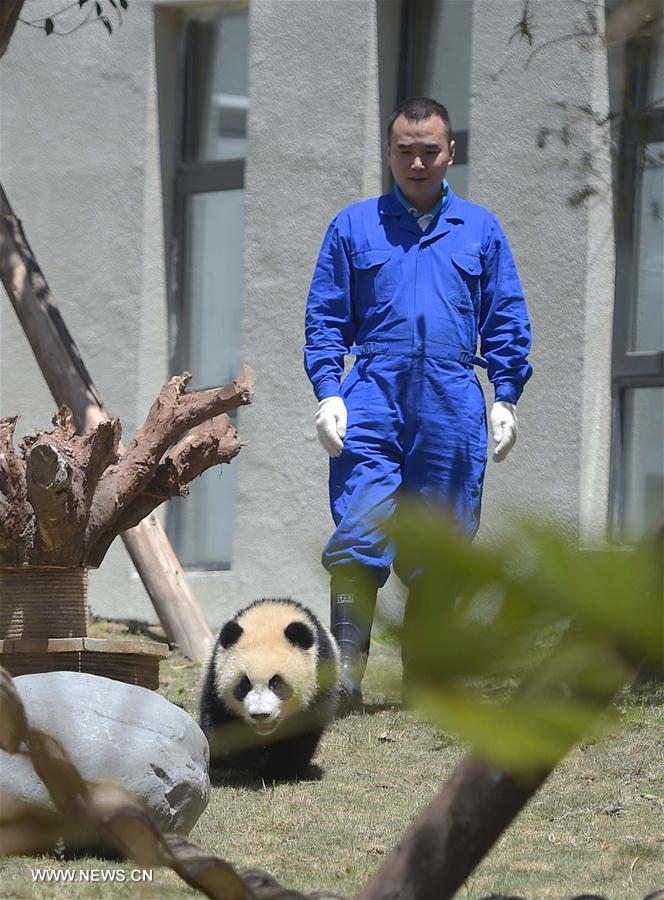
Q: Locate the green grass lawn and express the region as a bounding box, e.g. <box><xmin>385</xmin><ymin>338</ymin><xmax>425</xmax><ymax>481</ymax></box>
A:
<box><xmin>1</xmin><ymin>621</ymin><xmax>662</xmax><ymax>900</ymax></box>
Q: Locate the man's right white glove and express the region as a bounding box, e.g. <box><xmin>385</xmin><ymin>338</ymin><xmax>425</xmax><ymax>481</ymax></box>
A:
<box><xmin>315</xmin><ymin>396</ymin><xmax>347</xmax><ymax>458</ymax></box>
<box><xmin>490</xmin><ymin>400</ymin><xmax>518</xmax><ymax>462</ymax></box>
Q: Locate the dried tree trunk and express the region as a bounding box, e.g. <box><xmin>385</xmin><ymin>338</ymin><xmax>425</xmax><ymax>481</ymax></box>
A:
<box><xmin>0</xmin><ymin>416</ymin><xmax>32</xmax><ymax>565</ymax></box>
<box><xmin>86</xmin><ymin>415</ymin><xmax>242</xmax><ymax>567</ymax></box>
<box><xmin>0</xmin><ymin>183</ymin><xmax>237</xmax><ymax>663</ymax></box>
<box><xmin>85</xmin><ymin>371</ymin><xmax>253</xmax><ymax>552</ymax></box>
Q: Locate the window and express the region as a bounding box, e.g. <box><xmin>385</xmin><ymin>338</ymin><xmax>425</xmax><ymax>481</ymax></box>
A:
<box><xmin>610</xmin><ymin>29</ymin><xmax>664</xmax><ymax>541</ymax></box>
<box><xmin>167</xmin><ymin>6</ymin><xmax>249</xmax><ymax>569</ymax></box>
<box><xmin>396</xmin><ymin>0</ymin><xmax>473</xmax><ymax>197</ymax></box>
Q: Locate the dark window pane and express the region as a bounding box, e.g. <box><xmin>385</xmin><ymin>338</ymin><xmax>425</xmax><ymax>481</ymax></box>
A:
<box><xmin>185</xmin><ymin>10</ymin><xmax>249</xmax><ymax>163</ymax></box>
<box><xmin>645</xmin><ymin>31</ymin><xmax>664</xmax><ymax>109</ymax></box>
<box><xmin>630</xmin><ymin>141</ymin><xmax>664</xmax><ymax>352</ymax></box>
<box><xmin>410</xmin><ymin>0</ymin><xmax>473</xmax><ymax>196</ymax></box>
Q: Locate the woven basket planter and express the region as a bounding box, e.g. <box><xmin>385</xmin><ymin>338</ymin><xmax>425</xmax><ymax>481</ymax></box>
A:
<box><xmin>0</xmin><ymin>566</ymin><xmax>88</xmax><ymax>640</ymax></box>
<box><xmin>0</xmin><ymin>567</ymin><xmax>168</xmax><ymax>690</ymax></box>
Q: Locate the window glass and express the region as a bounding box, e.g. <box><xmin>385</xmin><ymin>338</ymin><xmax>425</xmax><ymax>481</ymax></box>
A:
<box><xmin>168</xmin><ymin>10</ymin><xmax>248</xmax><ymax>571</ymax></box>
<box><xmin>646</xmin><ymin>31</ymin><xmax>664</xmax><ymax>109</ymax></box>
<box><xmin>183</xmin><ymin>189</ymin><xmax>244</xmax><ymax>387</ymax></box>
<box><xmin>186</xmin><ymin>10</ymin><xmax>249</xmax><ymax>162</ymax></box>
<box><xmin>620</xmin><ymin>387</ymin><xmax>664</xmax><ymax>540</ymax></box>
<box><xmin>172</xmin><ymin>189</ymin><xmax>244</xmax><ymax>570</ymax></box>
<box><xmin>411</xmin><ymin>0</ymin><xmax>473</xmax><ymax>197</ymax></box>
<box><xmin>631</xmin><ymin>141</ymin><xmax>664</xmax><ymax>352</ymax></box>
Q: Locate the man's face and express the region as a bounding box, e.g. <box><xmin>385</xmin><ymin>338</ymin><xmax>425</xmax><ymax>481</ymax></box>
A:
<box><xmin>386</xmin><ymin>114</ymin><xmax>455</xmax><ymax>210</ymax></box>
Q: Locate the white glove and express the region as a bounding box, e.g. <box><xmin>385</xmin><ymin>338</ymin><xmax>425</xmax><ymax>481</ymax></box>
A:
<box><xmin>315</xmin><ymin>396</ymin><xmax>347</xmax><ymax>458</ymax></box>
<box><xmin>490</xmin><ymin>401</ymin><xmax>518</xmax><ymax>462</ymax></box>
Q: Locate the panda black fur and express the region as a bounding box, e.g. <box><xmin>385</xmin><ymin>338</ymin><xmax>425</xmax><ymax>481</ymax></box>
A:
<box><xmin>200</xmin><ymin>598</ymin><xmax>340</xmax><ymax>780</ymax></box>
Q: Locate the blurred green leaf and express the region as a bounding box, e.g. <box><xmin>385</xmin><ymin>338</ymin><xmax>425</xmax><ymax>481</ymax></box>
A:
<box><xmin>385</xmin><ymin>499</ymin><xmax>662</xmax><ymax>775</ymax></box>
<box><xmin>417</xmin><ymin>685</ymin><xmax>609</xmax><ymax>774</ymax></box>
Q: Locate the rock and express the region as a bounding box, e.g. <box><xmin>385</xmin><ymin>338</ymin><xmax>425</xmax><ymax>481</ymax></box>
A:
<box><xmin>0</xmin><ymin>671</ymin><xmax>210</xmax><ymax>836</ymax></box>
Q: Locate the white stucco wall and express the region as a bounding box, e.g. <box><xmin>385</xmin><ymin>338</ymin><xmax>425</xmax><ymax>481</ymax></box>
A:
<box><xmin>0</xmin><ymin>0</ymin><xmax>168</xmax><ymax>619</ymax></box>
<box><xmin>468</xmin><ymin>0</ymin><xmax>614</xmax><ymax>544</ymax></box>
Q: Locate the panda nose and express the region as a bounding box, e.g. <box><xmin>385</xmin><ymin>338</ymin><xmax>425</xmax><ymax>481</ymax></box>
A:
<box><xmin>251</xmin><ymin>712</ymin><xmax>271</xmax><ymax>722</ymax></box>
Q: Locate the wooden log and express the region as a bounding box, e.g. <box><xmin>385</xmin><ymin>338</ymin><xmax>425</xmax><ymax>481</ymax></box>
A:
<box><xmin>0</xmin><ymin>183</ymin><xmax>215</xmax><ymax>662</ymax></box>
<box><xmin>24</xmin><ymin>442</ymin><xmax>74</xmax><ymax>564</ymax></box>
<box><xmin>0</xmin><ymin>416</ymin><xmax>32</xmax><ymax>563</ymax></box>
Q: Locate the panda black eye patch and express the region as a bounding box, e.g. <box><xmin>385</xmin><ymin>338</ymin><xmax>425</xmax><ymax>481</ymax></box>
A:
<box><xmin>233</xmin><ymin>675</ymin><xmax>251</xmax><ymax>701</ymax></box>
<box><xmin>284</xmin><ymin>621</ymin><xmax>314</xmax><ymax>650</ymax></box>
<box><xmin>269</xmin><ymin>675</ymin><xmax>292</xmax><ymax>699</ymax></box>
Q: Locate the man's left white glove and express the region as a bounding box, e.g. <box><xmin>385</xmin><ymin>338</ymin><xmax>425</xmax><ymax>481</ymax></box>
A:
<box><xmin>315</xmin><ymin>396</ymin><xmax>347</xmax><ymax>458</ymax></box>
<box><xmin>490</xmin><ymin>401</ymin><xmax>518</xmax><ymax>462</ymax></box>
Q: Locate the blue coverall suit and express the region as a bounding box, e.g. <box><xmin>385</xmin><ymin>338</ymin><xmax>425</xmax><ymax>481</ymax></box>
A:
<box><xmin>304</xmin><ymin>185</ymin><xmax>532</xmax><ymax>588</ymax></box>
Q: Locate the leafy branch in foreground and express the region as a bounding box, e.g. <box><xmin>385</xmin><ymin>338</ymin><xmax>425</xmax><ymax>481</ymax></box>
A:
<box><xmin>389</xmin><ymin>501</ymin><xmax>662</xmax><ymax>774</ymax></box>
<box><xmin>354</xmin><ymin>504</ymin><xmax>662</xmax><ymax>900</ymax></box>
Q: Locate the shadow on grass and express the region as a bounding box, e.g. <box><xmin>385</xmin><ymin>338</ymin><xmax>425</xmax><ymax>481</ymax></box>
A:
<box><xmin>89</xmin><ymin>615</ymin><xmax>170</xmax><ymax>644</ymax></box>
<box><xmin>209</xmin><ymin>763</ymin><xmax>324</xmax><ymax>789</ymax></box>
<box><xmin>355</xmin><ymin>700</ymin><xmax>403</xmax><ymax>716</ymax></box>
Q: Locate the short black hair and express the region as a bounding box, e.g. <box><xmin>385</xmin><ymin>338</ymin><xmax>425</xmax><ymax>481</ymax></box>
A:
<box><xmin>387</xmin><ymin>97</ymin><xmax>453</xmax><ymax>142</ymax></box>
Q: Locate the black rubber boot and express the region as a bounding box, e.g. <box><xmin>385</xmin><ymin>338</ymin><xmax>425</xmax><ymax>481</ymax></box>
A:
<box><xmin>330</xmin><ymin>569</ymin><xmax>378</xmax><ymax>716</ymax></box>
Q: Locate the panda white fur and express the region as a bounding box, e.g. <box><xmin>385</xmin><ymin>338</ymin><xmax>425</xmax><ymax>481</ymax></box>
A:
<box><xmin>200</xmin><ymin>598</ymin><xmax>340</xmax><ymax>780</ymax></box>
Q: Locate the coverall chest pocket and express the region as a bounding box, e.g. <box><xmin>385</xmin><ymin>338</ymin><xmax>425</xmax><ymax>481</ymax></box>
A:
<box><xmin>450</xmin><ymin>251</ymin><xmax>481</xmax><ymax>311</ymax></box>
<box><xmin>351</xmin><ymin>248</ymin><xmax>394</xmax><ymax>308</ymax></box>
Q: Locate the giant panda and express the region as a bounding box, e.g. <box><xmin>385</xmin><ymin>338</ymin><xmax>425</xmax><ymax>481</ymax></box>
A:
<box><xmin>200</xmin><ymin>598</ymin><xmax>340</xmax><ymax>780</ymax></box>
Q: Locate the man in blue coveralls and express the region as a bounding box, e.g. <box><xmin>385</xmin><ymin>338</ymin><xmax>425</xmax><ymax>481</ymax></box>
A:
<box><xmin>304</xmin><ymin>97</ymin><xmax>532</xmax><ymax>711</ymax></box>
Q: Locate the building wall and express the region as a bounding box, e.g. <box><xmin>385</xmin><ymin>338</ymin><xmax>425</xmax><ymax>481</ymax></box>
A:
<box><xmin>468</xmin><ymin>0</ymin><xmax>614</xmax><ymax>545</ymax></box>
<box><xmin>0</xmin><ymin>0</ymin><xmax>615</xmax><ymax>630</ymax></box>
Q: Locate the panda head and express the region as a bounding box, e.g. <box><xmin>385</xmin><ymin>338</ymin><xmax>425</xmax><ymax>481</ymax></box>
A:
<box><xmin>213</xmin><ymin>600</ymin><xmax>320</xmax><ymax>736</ymax></box>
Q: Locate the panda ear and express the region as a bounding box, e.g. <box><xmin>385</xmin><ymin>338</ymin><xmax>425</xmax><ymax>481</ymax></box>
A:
<box><xmin>284</xmin><ymin>621</ymin><xmax>314</xmax><ymax>650</ymax></box>
<box><xmin>219</xmin><ymin>620</ymin><xmax>243</xmax><ymax>649</ymax></box>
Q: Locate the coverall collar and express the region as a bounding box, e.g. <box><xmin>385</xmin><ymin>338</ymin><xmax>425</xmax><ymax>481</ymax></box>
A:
<box><xmin>380</xmin><ymin>184</ymin><xmax>464</xmax><ymax>240</ymax></box>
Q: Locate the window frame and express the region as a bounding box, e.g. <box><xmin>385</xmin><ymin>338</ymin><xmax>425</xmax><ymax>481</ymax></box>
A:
<box><xmin>609</xmin><ymin>32</ymin><xmax>664</xmax><ymax>537</ymax></box>
<box><xmin>167</xmin><ymin>9</ymin><xmax>247</xmax><ymax>570</ymax></box>
<box><xmin>171</xmin><ymin>16</ymin><xmax>246</xmax><ymax>384</ymax></box>
<box><xmin>396</xmin><ymin>0</ymin><xmax>469</xmax><ymax>167</ymax></box>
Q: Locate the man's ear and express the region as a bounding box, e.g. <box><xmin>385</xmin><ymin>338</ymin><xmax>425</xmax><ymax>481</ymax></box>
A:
<box><xmin>448</xmin><ymin>139</ymin><xmax>456</xmax><ymax>166</ymax></box>
<box><xmin>385</xmin><ymin>139</ymin><xmax>392</xmax><ymax>162</ymax></box>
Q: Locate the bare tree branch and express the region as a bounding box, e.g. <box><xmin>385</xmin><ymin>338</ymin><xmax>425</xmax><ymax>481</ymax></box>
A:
<box><xmin>85</xmin><ymin>416</ymin><xmax>242</xmax><ymax>566</ymax></box>
<box><xmin>84</xmin><ymin>368</ymin><xmax>254</xmax><ymax>552</ymax></box>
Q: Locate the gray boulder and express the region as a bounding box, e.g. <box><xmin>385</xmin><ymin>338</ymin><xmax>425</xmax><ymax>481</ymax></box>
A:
<box><xmin>0</xmin><ymin>671</ymin><xmax>210</xmax><ymax>836</ymax></box>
